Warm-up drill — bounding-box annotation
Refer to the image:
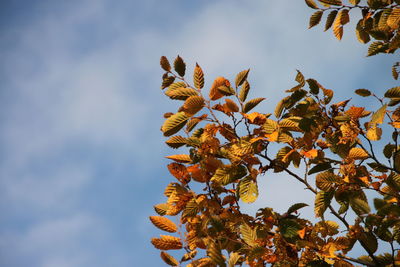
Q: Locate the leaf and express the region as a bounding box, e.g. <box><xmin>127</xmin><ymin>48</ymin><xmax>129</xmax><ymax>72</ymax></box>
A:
<box><xmin>318</xmin><ymin>0</ymin><xmax>342</xmax><ymax>5</ymax></box>
<box><xmin>370</xmin><ymin>104</ymin><xmax>387</xmax><ymax>124</ymax></box>
<box><xmin>182</xmin><ymin>198</ymin><xmax>198</xmax><ymax>218</ymax></box>
<box><xmin>367</xmin><ymin>41</ymin><xmax>386</xmax><ymax>57</ymax></box>
<box><xmin>240</xmin><ymin>223</ymin><xmax>257</xmax><ymax>246</ymax></box>
<box><xmin>151</xmin><ymin>235</ymin><xmax>182</xmax><ymax>250</ymax></box>
<box><xmin>211</xmin><ymin>165</ymin><xmax>247</xmax><ymax>186</ymax></box>
<box><xmin>166</xmin><ymin>135</ymin><xmax>187</xmax><ymax>148</ymax></box>
<box><xmin>358</xmin><ymin>232</ymin><xmax>377</xmax><ymax>254</ymax></box>
<box><xmin>384</xmin><ymin>86</ymin><xmax>400</xmax><ymax>98</ymax></box>
<box><xmin>350</xmin><ymin>197</ymin><xmax>371</xmax><ymax>215</ymax></box>
<box><xmin>333</xmin><ymin>17</ymin><xmax>344</xmax><ymax>40</ymax></box>
<box><xmin>217</xmin><ymin>85</ymin><xmax>235</xmax><ymax>96</ymax></box>
<box><xmin>154</xmin><ymin>203</ymin><xmax>169</xmax><ymax>215</ymax></box>
<box><xmin>295</xmin><ymin>70</ymin><xmax>305</xmax><ymax>86</ymax></box>
<box><xmin>238</xmin><ymin>176</ymin><xmax>258</xmax><ymax>203</ymax></box>
<box><xmin>162</xmin><ymin>112</ymin><xmax>189</xmax><ymax>136</ymax></box>
<box><xmin>235</xmin><ymin>69</ymin><xmax>250</xmax><ymax>88</ymax></box>
<box><xmin>305</xmin><ymin>0</ymin><xmax>319</xmax><ymax>9</ymax></box>
<box><xmin>366</xmin><ymin>126</ymin><xmax>382</xmax><ymax>141</ymax></box>
<box><xmin>308</xmin><ymin>162</ymin><xmax>332</xmax><ymax>175</ymax></box>
<box><xmin>160</xmin><ymin>251</ymin><xmax>179</xmax><ymax>266</ymax></box>
<box><xmin>228</xmin><ymin>252</ymin><xmax>241</xmax><ymax>267</ymax></box>
<box><xmin>243</xmin><ymin>97</ymin><xmax>265</xmax><ymax>113</ymax></box>
<box><xmin>387</xmin><ymin>8</ymin><xmax>400</xmax><ymax>29</ymax></box>
<box><xmin>193</xmin><ymin>63</ymin><xmax>204</xmax><ymax>89</ymax></box>
<box><xmin>274</xmin><ymin>99</ymin><xmax>285</xmax><ymax>118</ymax></box>
<box><xmin>356</xmin><ymin>20</ymin><xmax>371</xmax><ymax>44</ymax></box>
<box><xmin>309</xmin><ymin>11</ymin><xmax>323</xmax><ymax>28</ymax></box>
<box><xmin>348</xmin><ymin>147</ymin><xmax>369</xmax><ymax>160</ymax></box>
<box><xmin>210</xmin><ymin>77</ymin><xmax>230</xmax><ymax>101</ymax></box>
<box><xmin>239</xmin><ymin>80</ymin><xmax>250</xmax><ymax>102</ymax></box>
<box><xmin>316</xmin><ymin>171</ymin><xmax>341</xmax><ymax>191</ymax></box>
<box><xmin>315</xmin><ymin>190</ymin><xmax>334</xmax><ymax>217</ymax></box>
<box><xmin>383</xmin><ymin>144</ymin><xmax>396</xmax><ymax>158</ymax></box>
<box><xmin>173</xmin><ymin>55</ymin><xmax>186</xmax><ymax>77</ymax></box>
<box><xmin>349</xmin><ymin>0</ymin><xmax>360</xmax><ymax>4</ymax></box>
<box><xmin>207</xmin><ymin>241</ymin><xmax>226</xmax><ymax>267</ymax></box>
<box><xmin>393</xmin><ymin>63</ymin><xmax>399</xmax><ymax>80</ymax></box>
<box><xmin>355</xmin><ymin>89</ymin><xmax>371</xmax><ymax>97</ymax></box>
<box><xmin>287</xmin><ymin>203</ymin><xmax>309</xmax><ymax>214</ymax></box>
<box><xmin>325</xmin><ymin>10</ymin><xmax>338</xmax><ymax>31</ymax></box>
<box><xmin>165</xmin><ymin>154</ymin><xmax>192</xmax><ymax>163</ymax></box>
<box><xmin>279</xmin><ymin>219</ymin><xmax>302</xmax><ymax>241</ymax></box>
<box><xmin>225</xmin><ymin>99</ymin><xmax>239</xmax><ymax>112</ymax></box>
<box><xmin>165</xmin><ymin>87</ymin><xmax>198</xmax><ymax>101</ymax></box>
<box><xmin>167</xmin><ymin>162</ymin><xmax>190</xmax><ymax>184</ymax></box>
<box><xmin>150</xmin><ymin>216</ymin><xmax>178</xmax><ymax>233</ymax></box>
<box><xmin>307</xmin><ymin>78</ymin><xmax>320</xmax><ymax>94</ymax></box>
<box><xmin>183</xmin><ymin>96</ymin><xmax>205</xmax><ymax>116</ymax></box>
<box><xmin>160</xmin><ymin>56</ymin><xmax>171</xmax><ymax>72</ymax></box>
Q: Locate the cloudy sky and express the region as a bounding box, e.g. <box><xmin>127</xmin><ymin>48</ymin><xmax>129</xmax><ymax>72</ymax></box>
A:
<box><xmin>0</xmin><ymin>0</ymin><xmax>397</xmax><ymax>266</ymax></box>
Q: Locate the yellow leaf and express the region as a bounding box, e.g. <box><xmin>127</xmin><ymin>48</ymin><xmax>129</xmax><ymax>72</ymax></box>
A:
<box><xmin>183</xmin><ymin>95</ymin><xmax>205</xmax><ymax>116</ymax></box>
<box><xmin>366</xmin><ymin>126</ymin><xmax>382</xmax><ymax>141</ymax></box>
<box><xmin>348</xmin><ymin>147</ymin><xmax>369</xmax><ymax>160</ymax></box>
<box><xmin>244</xmin><ymin>112</ymin><xmax>267</xmax><ymax>125</ymax></box>
<box><xmin>165</xmin><ymin>154</ymin><xmax>192</xmax><ymax>163</ymax></box>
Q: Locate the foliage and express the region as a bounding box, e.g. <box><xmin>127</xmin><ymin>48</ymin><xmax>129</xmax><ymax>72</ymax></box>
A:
<box><xmin>150</xmin><ymin>1</ymin><xmax>400</xmax><ymax>266</ymax></box>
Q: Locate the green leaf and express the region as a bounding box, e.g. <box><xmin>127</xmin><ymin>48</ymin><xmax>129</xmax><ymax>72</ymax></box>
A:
<box><xmin>287</xmin><ymin>203</ymin><xmax>309</xmax><ymax>214</ymax></box>
<box><xmin>165</xmin><ymin>135</ymin><xmax>187</xmax><ymax>148</ymax></box>
<box><xmin>279</xmin><ymin>219</ymin><xmax>302</xmax><ymax>242</ymax></box>
<box><xmin>243</xmin><ymin>97</ymin><xmax>265</xmax><ymax>113</ymax></box>
<box><xmin>355</xmin><ymin>89</ymin><xmax>372</xmax><ymax>97</ymax></box>
<box><xmin>162</xmin><ymin>112</ymin><xmax>190</xmax><ymax>137</ymax></box>
<box><xmin>370</xmin><ymin>104</ymin><xmax>387</xmax><ymax>125</ymax></box>
<box><xmin>309</xmin><ymin>11</ymin><xmax>323</xmax><ymax>28</ymax></box>
<box><xmin>165</xmin><ymin>87</ymin><xmax>198</xmax><ymax>100</ymax></box>
<box><xmin>182</xmin><ymin>198</ymin><xmax>198</xmax><ymax>218</ymax></box>
<box><xmin>316</xmin><ymin>171</ymin><xmax>341</xmax><ymax>191</ymax></box>
<box><xmin>235</xmin><ymin>69</ymin><xmax>250</xmax><ymax>88</ymax></box>
<box><xmin>238</xmin><ymin>176</ymin><xmax>259</xmax><ymax>203</ymax></box>
<box><xmin>240</xmin><ymin>223</ymin><xmax>257</xmax><ymax>246</ymax></box>
<box><xmin>173</xmin><ymin>55</ymin><xmax>186</xmax><ymax>77</ymax></box>
<box><xmin>308</xmin><ymin>162</ymin><xmax>332</xmax><ymax>175</ymax></box>
<box><xmin>160</xmin><ymin>56</ymin><xmax>171</xmax><ymax>72</ymax></box>
<box><xmin>315</xmin><ymin>190</ymin><xmax>334</xmax><ymax>217</ymax></box>
<box><xmin>211</xmin><ymin>165</ymin><xmax>247</xmax><ymax>186</ymax></box>
<box><xmin>350</xmin><ymin>197</ymin><xmax>371</xmax><ymax>215</ymax></box>
<box><xmin>325</xmin><ymin>10</ymin><xmax>338</xmax><ymax>31</ymax></box>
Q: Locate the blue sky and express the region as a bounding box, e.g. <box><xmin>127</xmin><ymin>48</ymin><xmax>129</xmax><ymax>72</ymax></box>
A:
<box><xmin>0</xmin><ymin>0</ymin><xmax>398</xmax><ymax>266</ymax></box>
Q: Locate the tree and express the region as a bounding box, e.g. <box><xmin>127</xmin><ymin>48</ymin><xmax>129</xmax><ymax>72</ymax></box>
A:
<box><xmin>150</xmin><ymin>1</ymin><xmax>400</xmax><ymax>266</ymax></box>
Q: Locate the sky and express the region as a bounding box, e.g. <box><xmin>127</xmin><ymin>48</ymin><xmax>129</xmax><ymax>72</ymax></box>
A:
<box><xmin>0</xmin><ymin>0</ymin><xmax>398</xmax><ymax>266</ymax></box>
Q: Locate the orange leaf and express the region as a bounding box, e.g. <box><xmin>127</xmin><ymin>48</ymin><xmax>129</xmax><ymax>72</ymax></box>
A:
<box><xmin>301</xmin><ymin>149</ymin><xmax>318</xmax><ymax>159</ymax></box>
<box><xmin>165</xmin><ymin>154</ymin><xmax>192</xmax><ymax>163</ymax></box>
<box><xmin>167</xmin><ymin>163</ymin><xmax>190</xmax><ymax>184</ymax></box>
<box><xmin>209</xmin><ymin>77</ymin><xmax>230</xmax><ymax>101</ymax></box>
<box><xmin>298</xmin><ymin>228</ymin><xmax>306</xmax><ymax>239</ymax></box>
<box><xmin>244</xmin><ymin>112</ymin><xmax>267</xmax><ymax>125</ymax></box>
